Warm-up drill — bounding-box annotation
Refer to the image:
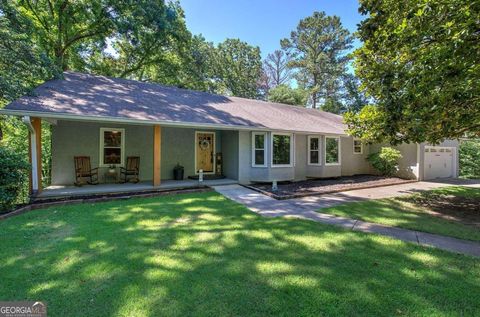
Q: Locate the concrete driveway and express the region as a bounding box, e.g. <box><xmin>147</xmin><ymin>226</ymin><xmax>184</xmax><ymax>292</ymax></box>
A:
<box><xmin>291</xmin><ymin>178</ymin><xmax>480</xmax><ymax>210</ymax></box>
<box><xmin>214</xmin><ymin>178</ymin><xmax>480</xmax><ymax>257</ymax></box>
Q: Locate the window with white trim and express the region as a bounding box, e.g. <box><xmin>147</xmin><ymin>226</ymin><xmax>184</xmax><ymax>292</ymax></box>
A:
<box><xmin>325</xmin><ymin>137</ymin><xmax>340</xmax><ymax>165</ymax></box>
<box><xmin>353</xmin><ymin>139</ymin><xmax>363</xmax><ymax>154</ymax></box>
<box><xmin>252</xmin><ymin>132</ymin><xmax>267</xmax><ymax>167</ymax></box>
<box><xmin>272</xmin><ymin>133</ymin><xmax>292</xmax><ymax>166</ymax></box>
<box><xmin>308</xmin><ymin>136</ymin><xmax>321</xmax><ymax>165</ymax></box>
<box><xmin>100</xmin><ymin>128</ymin><xmax>125</xmax><ymax>166</ymax></box>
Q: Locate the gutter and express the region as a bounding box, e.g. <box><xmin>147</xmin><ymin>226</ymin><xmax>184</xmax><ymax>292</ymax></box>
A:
<box><xmin>0</xmin><ymin>109</ymin><xmax>348</xmax><ymax>137</ymax></box>
<box><xmin>22</xmin><ymin>116</ymin><xmax>39</xmax><ymax>192</ymax></box>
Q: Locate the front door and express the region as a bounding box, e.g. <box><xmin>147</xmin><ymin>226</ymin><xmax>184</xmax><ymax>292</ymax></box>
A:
<box><xmin>196</xmin><ymin>132</ymin><xmax>215</xmax><ymax>173</ymax></box>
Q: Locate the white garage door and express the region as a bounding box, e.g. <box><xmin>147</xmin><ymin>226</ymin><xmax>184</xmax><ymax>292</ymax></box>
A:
<box><xmin>424</xmin><ymin>146</ymin><xmax>454</xmax><ymax>180</ymax></box>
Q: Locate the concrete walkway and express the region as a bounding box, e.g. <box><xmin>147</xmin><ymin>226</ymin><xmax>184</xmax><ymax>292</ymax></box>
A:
<box><xmin>214</xmin><ymin>179</ymin><xmax>480</xmax><ymax>257</ymax></box>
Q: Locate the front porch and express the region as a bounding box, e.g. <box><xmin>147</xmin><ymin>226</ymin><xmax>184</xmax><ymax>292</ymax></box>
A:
<box><xmin>24</xmin><ymin>117</ymin><xmax>241</xmax><ymax>198</ymax></box>
<box><xmin>37</xmin><ymin>178</ymin><xmax>237</xmax><ymax>200</ymax></box>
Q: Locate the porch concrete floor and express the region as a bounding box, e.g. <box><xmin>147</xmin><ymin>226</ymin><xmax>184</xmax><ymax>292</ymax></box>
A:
<box><xmin>39</xmin><ymin>179</ymin><xmax>237</xmax><ymax>199</ymax></box>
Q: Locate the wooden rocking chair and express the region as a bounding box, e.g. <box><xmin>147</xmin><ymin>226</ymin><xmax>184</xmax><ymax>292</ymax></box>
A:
<box><xmin>74</xmin><ymin>156</ymin><xmax>99</xmax><ymax>186</ymax></box>
<box><xmin>120</xmin><ymin>156</ymin><xmax>140</xmax><ymax>183</ymax></box>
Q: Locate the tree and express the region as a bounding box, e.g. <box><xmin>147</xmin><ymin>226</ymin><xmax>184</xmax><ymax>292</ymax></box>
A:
<box><xmin>321</xmin><ymin>97</ymin><xmax>346</xmax><ymax>114</ymax></box>
<box><xmin>268</xmin><ymin>85</ymin><xmax>307</xmax><ymax>106</ymax></box>
<box><xmin>342</xmin><ymin>74</ymin><xmax>368</xmax><ymax>113</ymax></box>
<box><xmin>214</xmin><ymin>39</ymin><xmax>262</xmax><ymax>99</ymax></box>
<box><xmin>459</xmin><ymin>140</ymin><xmax>480</xmax><ymax>179</ymax></box>
<box><xmin>93</xmin><ymin>1</ymin><xmax>191</xmax><ymax>80</ymax></box>
<box><xmin>258</xmin><ymin>50</ymin><xmax>292</xmax><ymax>99</ymax></box>
<box><xmin>0</xmin><ymin>146</ymin><xmax>30</xmax><ymax>211</ymax></box>
<box><xmin>263</xmin><ymin>50</ymin><xmax>292</xmax><ymax>87</ymax></box>
<box><xmin>0</xmin><ymin>14</ymin><xmax>57</xmax><ymax>106</ymax></box>
<box><xmin>281</xmin><ymin>11</ymin><xmax>354</xmax><ymax>109</ymax></box>
<box><xmin>347</xmin><ymin>0</ymin><xmax>480</xmax><ymax>144</ymax></box>
<box><xmin>2</xmin><ymin>0</ymin><xmax>186</xmax><ymax>73</ymax></box>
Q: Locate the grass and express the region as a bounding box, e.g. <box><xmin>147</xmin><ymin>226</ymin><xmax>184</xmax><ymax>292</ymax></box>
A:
<box><xmin>0</xmin><ymin>191</ymin><xmax>479</xmax><ymax>316</ymax></box>
<box><xmin>321</xmin><ymin>186</ymin><xmax>480</xmax><ymax>241</ymax></box>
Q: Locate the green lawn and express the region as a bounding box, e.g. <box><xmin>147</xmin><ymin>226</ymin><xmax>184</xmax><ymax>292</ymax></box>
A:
<box><xmin>1</xmin><ymin>191</ymin><xmax>479</xmax><ymax>316</ymax></box>
<box><xmin>321</xmin><ymin>186</ymin><xmax>480</xmax><ymax>242</ymax></box>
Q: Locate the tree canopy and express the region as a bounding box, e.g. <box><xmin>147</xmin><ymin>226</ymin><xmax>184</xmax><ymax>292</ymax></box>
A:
<box><xmin>346</xmin><ymin>0</ymin><xmax>480</xmax><ymax>144</ymax></box>
<box><xmin>281</xmin><ymin>11</ymin><xmax>354</xmax><ymax>111</ymax></box>
<box><xmin>268</xmin><ymin>85</ymin><xmax>307</xmax><ymax>106</ymax></box>
<box><xmin>213</xmin><ymin>39</ymin><xmax>262</xmax><ymax>99</ymax></box>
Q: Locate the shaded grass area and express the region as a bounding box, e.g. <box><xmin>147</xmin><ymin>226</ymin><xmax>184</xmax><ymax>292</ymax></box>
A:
<box><xmin>321</xmin><ymin>186</ymin><xmax>480</xmax><ymax>242</ymax></box>
<box><xmin>0</xmin><ymin>192</ymin><xmax>479</xmax><ymax>316</ymax></box>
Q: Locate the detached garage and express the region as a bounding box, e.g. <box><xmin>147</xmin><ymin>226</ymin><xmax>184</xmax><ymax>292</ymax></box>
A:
<box><xmin>383</xmin><ymin>140</ymin><xmax>460</xmax><ymax>181</ymax></box>
<box><xmin>423</xmin><ymin>146</ymin><xmax>456</xmax><ymax>180</ymax></box>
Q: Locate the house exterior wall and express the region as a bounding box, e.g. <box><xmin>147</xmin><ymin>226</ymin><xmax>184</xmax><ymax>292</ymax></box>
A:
<box><xmin>369</xmin><ymin>143</ymin><xmax>419</xmax><ymax>179</ymax></box>
<box><xmin>369</xmin><ymin>139</ymin><xmax>459</xmax><ymax>180</ymax></box>
<box><xmin>238</xmin><ymin>131</ymin><xmax>295</xmax><ymax>184</ymax></box>
<box><xmin>294</xmin><ymin>134</ymin><xmax>307</xmax><ymax>181</ymax></box>
<box><xmin>51</xmin><ymin>120</ymin><xmax>460</xmax><ymax>186</ymax></box>
<box><xmin>51</xmin><ymin>121</ymin><xmax>224</xmax><ymax>185</ymax></box>
<box><xmin>240</xmin><ymin>132</ymin><xmax>372</xmax><ymax>184</ymax></box>
<box><xmin>51</xmin><ymin>120</ymin><xmax>154</xmax><ymax>185</ymax></box>
<box><xmin>340</xmin><ymin>136</ymin><xmax>371</xmax><ymax>176</ymax></box>
<box><xmin>220</xmin><ymin>130</ymin><xmax>239</xmax><ymax>180</ymax></box>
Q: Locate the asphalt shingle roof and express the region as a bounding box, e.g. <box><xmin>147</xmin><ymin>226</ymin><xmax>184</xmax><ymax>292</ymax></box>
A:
<box><xmin>3</xmin><ymin>72</ymin><xmax>347</xmax><ymax>135</ymax></box>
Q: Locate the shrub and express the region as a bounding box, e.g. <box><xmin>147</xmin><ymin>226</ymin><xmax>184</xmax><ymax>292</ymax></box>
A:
<box><xmin>0</xmin><ymin>146</ymin><xmax>30</xmax><ymax>212</ymax></box>
<box><xmin>367</xmin><ymin>147</ymin><xmax>402</xmax><ymax>177</ymax></box>
<box><xmin>459</xmin><ymin>140</ymin><xmax>480</xmax><ymax>179</ymax></box>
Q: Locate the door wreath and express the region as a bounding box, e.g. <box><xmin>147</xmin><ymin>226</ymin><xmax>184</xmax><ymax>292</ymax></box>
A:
<box><xmin>199</xmin><ymin>138</ymin><xmax>210</xmax><ymax>150</ymax></box>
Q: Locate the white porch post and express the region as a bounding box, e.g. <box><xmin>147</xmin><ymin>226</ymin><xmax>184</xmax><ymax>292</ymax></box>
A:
<box><xmin>23</xmin><ymin>116</ymin><xmax>42</xmax><ymax>194</ymax></box>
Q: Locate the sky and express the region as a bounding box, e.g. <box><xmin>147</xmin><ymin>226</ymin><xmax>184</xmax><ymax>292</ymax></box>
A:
<box><xmin>179</xmin><ymin>0</ymin><xmax>364</xmax><ymax>58</ymax></box>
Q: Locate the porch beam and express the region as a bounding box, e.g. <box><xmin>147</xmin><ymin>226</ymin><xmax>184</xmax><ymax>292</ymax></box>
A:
<box><xmin>153</xmin><ymin>125</ymin><xmax>161</xmax><ymax>186</ymax></box>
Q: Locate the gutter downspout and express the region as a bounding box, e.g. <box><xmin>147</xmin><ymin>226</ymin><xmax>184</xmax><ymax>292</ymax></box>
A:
<box><xmin>22</xmin><ymin>116</ymin><xmax>39</xmax><ymax>193</ymax></box>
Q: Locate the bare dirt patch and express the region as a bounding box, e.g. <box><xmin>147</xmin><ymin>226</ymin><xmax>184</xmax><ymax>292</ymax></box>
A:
<box><xmin>399</xmin><ymin>193</ymin><xmax>480</xmax><ymax>227</ymax></box>
<box><xmin>248</xmin><ymin>175</ymin><xmax>415</xmax><ymax>199</ymax></box>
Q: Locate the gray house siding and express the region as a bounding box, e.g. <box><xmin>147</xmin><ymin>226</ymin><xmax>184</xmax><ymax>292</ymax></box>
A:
<box><xmin>340</xmin><ymin>137</ymin><xmax>371</xmax><ymax>176</ymax></box>
<box><xmin>239</xmin><ymin>131</ymin><xmax>295</xmax><ymax>183</ymax></box>
<box><xmin>50</xmin><ymin>119</ymin><xmax>460</xmax><ymax>186</ymax></box>
<box><xmin>294</xmin><ymin>134</ymin><xmax>307</xmax><ymax>181</ymax></box>
<box><xmin>369</xmin><ymin>139</ymin><xmax>459</xmax><ymax>180</ymax></box>
<box><xmin>160</xmin><ymin>127</ymin><xmax>222</xmax><ymax>179</ymax></box>
<box><xmin>51</xmin><ymin>121</ymin><xmax>226</xmax><ymax>185</ymax></box>
<box><xmin>52</xmin><ymin>120</ymin><xmax>154</xmax><ymax>185</ymax></box>
<box><xmin>220</xmin><ymin>130</ymin><xmax>239</xmax><ymax>180</ymax></box>
<box><xmin>304</xmin><ymin>135</ymin><xmax>342</xmax><ymax>179</ymax></box>
<box><xmin>369</xmin><ymin>143</ymin><xmax>419</xmax><ymax>179</ymax></box>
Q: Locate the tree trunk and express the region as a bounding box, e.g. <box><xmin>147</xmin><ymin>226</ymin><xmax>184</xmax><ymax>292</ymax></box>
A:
<box><xmin>312</xmin><ymin>73</ymin><xmax>318</xmax><ymax>109</ymax></box>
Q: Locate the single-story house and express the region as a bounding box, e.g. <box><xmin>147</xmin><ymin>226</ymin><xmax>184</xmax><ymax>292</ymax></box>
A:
<box><xmin>0</xmin><ymin>72</ymin><xmax>459</xmax><ymax>197</ymax></box>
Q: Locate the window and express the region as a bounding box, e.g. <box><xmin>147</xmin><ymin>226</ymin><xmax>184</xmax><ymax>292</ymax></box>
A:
<box><xmin>100</xmin><ymin>128</ymin><xmax>125</xmax><ymax>167</ymax></box>
<box><xmin>252</xmin><ymin>132</ymin><xmax>267</xmax><ymax>167</ymax></box>
<box><xmin>308</xmin><ymin>136</ymin><xmax>321</xmax><ymax>165</ymax></box>
<box><xmin>353</xmin><ymin>139</ymin><xmax>363</xmax><ymax>154</ymax></box>
<box><xmin>272</xmin><ymin>133</ymin><xmax>292</xmax><ymax>166</ymax></box>
<box><xmin>325</xmin><ymin>137</ymin><xmax>340</xmax><ymax>165</ymax></box>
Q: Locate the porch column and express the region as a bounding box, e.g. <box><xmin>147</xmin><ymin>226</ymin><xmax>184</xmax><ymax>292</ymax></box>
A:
<box><xmin>153</xmin><ymin>125</ymin><xmax>161</xmax><ymax>186</ymax></box>
<box><xmin>26</xmin><ymin>117</ymin><xmax>42</xmax><ymax>194</ymax></box>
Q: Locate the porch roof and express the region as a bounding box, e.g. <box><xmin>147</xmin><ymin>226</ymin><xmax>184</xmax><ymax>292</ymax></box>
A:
<box><xmin>2</xmin><ymin>71</ymin><xmax>347</xmax><ymax>135</ymax></box>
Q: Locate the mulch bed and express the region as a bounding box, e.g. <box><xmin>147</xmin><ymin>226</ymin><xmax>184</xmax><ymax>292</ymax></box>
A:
<box><xmin>0</xmin><ymin>187</ymin><xmax>213</xmax><ymax>221</ymax></box>
<box><xmin>247</xmin><ymin>175</ymin><xmax>416</xmax><ymax>200</ymax></box>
